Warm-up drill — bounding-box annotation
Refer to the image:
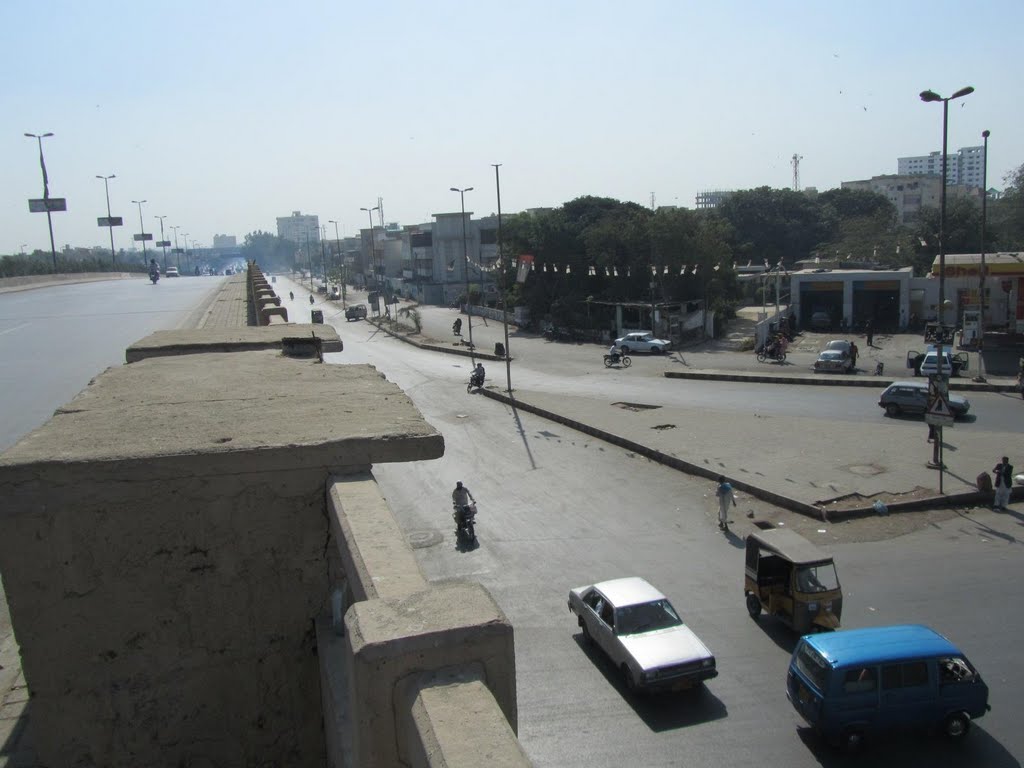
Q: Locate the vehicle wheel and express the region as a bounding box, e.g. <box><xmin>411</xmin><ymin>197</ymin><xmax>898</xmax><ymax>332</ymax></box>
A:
<box><xmin>756</xmin><ymin>351</ymin><xmax>767</xmax><ymax>363</ymax></box>
<box><xmin>622</xmin><ymin>356</ymin><xmax>632</xmax><ymax>368</ymax></box>
<box><xmin>604</xmin><ymin>356</ymin><xmax>613</xmax><ymax>368</ymax></box>
<box><xmin>652</xmin><ymin>346</ymin><xmax>665</xmax><ymax>354</ymax></box>
<box><xmin>841</xmin><ymin>728</ymin><xmax>866</xmax><ymax>754</ymax></box>
<box><xmin>620</xmin><ymin>345</ymin><xmax>631</xmax><ymax>354</ymax></box>
<box><xmin>885</xmin><ymin>403</ymin><xmax>900</xmax><ymax>418</ymax></box>
<box><xmin>579</xmin><ymin>617</ymin><xmax>592</xmax><ymax>645</ymax></box>
<box><xmin>746</xmin><ymin>594</ymin><xmax>762</xmax><ymax>618</ymax></box>
<box><xmin>465</xmin><ymin>521</ymin><xmax>475</xmax><ymax>540</ymax></box>
<box><xmin>777</xmin><ymin>352</ymin><xmax>787</xmax><ymax>363</ymax></box>
<box><xmin>943</xmin><ymin>712</ymin><xmax>970</xmax><ymax>740</ymax></box>
<box><xmin>621</xmin><ymin>664</ymin><xmax>637</xmax><ymax>692</ymax></box>
<box><xmin>466</xmin><ymin>383</ymin><xmax>473</xmax><ymax>393</ymax></box>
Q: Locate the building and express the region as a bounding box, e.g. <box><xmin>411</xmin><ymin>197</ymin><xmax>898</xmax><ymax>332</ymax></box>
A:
<box><xmin>898</xmin><ymin>146</ymin><xmax>985</xmax><ymax>189</ymax></box>
<box><xmin>841</xmin><ymin>175</ymin><xmax>978</xmax><ymax>225</ymax></box>
<box><xmin>695</xmin><ymin>190</ymin><xmax>734</xmax><ymax>210</ymax></box>
<box><xmin>276</xmin><ymin>211</ymin><xmax>320</xmax><ymax>245</ymax></box>
<box><xmin>212</xmin><ymin>234</ymin><xmax>236</xmax><ymax>249</ymax></box>
<box><xmin>930</xmin><ymin>252</ymin><xmax>1024</xmax><ymax>334</ymax></box>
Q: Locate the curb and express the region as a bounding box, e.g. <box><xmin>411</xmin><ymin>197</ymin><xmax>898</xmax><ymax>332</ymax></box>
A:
<box><xmin>664</xmin><ymin>370</ymin><xmax>1019</xmax><ymax>393</ymax></box>
<box><xmin>365</xmin><ymin>318</ymin><xmax>508</xmax><ymax>362</ymax></box>
<box><xmin>475</xmin><ymin>387</ymin><xmax>1020</xmax><ymax>522</ymax></box>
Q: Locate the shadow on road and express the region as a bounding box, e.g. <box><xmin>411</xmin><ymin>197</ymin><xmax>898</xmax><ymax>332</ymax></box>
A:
<box><xmin>504</xmin><ymin>396</ymin><xmax>538</xmax><ymax>471</ymax></box>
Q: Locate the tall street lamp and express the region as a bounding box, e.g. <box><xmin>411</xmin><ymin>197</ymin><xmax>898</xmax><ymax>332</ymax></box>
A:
<box><xmin>171</xmin><ymin>225</ymin><xmax>181</xmax><ymax>270</ymax></box>
<box><xmin>919</xmin><ymin>84</ymin><xmax>974</xmax><ymax>486</ymax></box>
<box><xmin>131</xmin><ymin>199</ymin><xmax>149</xmax><ymax>263</ymax></box>
<box><xmin>492</xmin><ymin>163</ymin><xmax>512</xmax><ymax>392</ymax></box>
<box><xmin>360</xmin><ymin>206</ymin><xmax>380</xmax><ymax>297</ymax></box>
<box><xmin>450</xmin><ymin>187</ymin><xmax>474</xmax><ymax>360</ymax></box>
<box><xmin>155</xmin><ymin>215</ymin><xmax>168</xmax><ymax>271</ymax></box>
<box><xmin>25</xmin><ymin>132</ymin><xmax>59</xmax><ymax>272</ymax></box>
<box><xmin>329</xmin><ymin>219</ymin><xmax>345</xmax><ymax>307</ymax></box>
<box><xmin>96</xmin><ymin>174</ymin><xmax>118</xmax><ymax>266</ymax></box>
<box><xmin>182</xmin><ymin>233</ymin><xmax>190</xmax><ymax>272</ymax></box>
<box><xmin>975</xmin><ymin>129</ymin><xmax>991</xmax><ymax>382</ymax></box>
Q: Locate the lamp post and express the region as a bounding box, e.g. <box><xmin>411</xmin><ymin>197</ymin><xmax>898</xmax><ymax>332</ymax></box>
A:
<box><xmin>155</xmin><ymin>215</ymin><xmax>168</xmax><ymax>272</ymax></box>
<box><xmin>329</xmin><ymin>219</ymin><xmax>345</xmax><ymax>307</ymax></box>
<box><xmin>131</xmin><ymin>199</ymin><xmax>148</xmax><ymax>263</ymax></box>
<box><xmin>492</xmin><ymin>164</ymin><xmax>511</xmax><ymax>392</ymax></box>
<box><xmin>919</xmin><ymin>84</ymin><xmax>974</xmax><ymax>485</ymax></box>
<box><xmin>450</xmin><ymin>187</ymin><xmax>474</xmax><ymax>360</ymax></box>
<box><xmin>171</xmin><ymin>225</ymin><xmax>181</xmax><ymax>270</ymax></box>
<box><xmin>360</xmin><ymin>206</ymin><xmax>380</xmax><ymax>297</ymax></box>
<box><xmin>96</xmin><ymin>174</ymin><xmax>117</xmax><ymax>266</ymax></box>
<box><xmin>975</xmin><ymin>129</ymin><xmax>990</xmax><ymax>383</ymax></box>
<box><xmin>182</xmin><ymin>233</ymin><xmax>190</xmax><ymax>272</ymax></box>
<box><xmin>24</xmin><ymin>132</ymin><xmax>58</xmax><ymax>272</ymax></box>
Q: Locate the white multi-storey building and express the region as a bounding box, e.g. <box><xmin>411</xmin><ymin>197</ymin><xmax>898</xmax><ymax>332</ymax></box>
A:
<box><xmin>897</xmin><ymin>146</ymin><xmax>985</xmax><ymax>188</ymax></box>
<box><xmin>276</xmin><ymin>211</ymin><xmax>320</xmax><ymax>245</ymax></box>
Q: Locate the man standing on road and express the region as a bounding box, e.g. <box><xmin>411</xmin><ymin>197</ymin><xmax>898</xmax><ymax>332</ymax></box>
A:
<box><xmin>865</xmin><ymin>320</ymin><xmax>874</xmax><ymax>347</ymax></box>
<box><xmin>993</xmin><ymin>457</ymin><xmax>1014</xmax><ymax>510</ymax></box>
<box><xmin>849</xmin><ymin>341</ymin><xmax>858</xmax><ymax>370</ymax></box>
<box><xmin>716</xmin><ymin>476</ymin><xmax>737</xmax><ymax>531</ymax></box>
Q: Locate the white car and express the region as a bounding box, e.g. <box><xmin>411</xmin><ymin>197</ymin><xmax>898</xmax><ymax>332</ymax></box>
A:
<box><xmin>165</xmin><ymin>267</ymin><xmax>180</xmax><ymax>277</ymax></box>
<box><xmin>614</xmin><ymin>332</ymin><xmax>670</xmax><ymax>354</ymax></box>
<box><xmin>568</xmin><ymin>576</ymin><xmax>717</xmax><ymax>692</ymax></box>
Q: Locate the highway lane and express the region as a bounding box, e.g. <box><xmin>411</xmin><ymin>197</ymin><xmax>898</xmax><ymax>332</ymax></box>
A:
<box><xmin>331</xmin><ymin>319</ymin><xmax>1024</xmax><ymax>768</ymax></box>
<box><xmin>0</xmin><ymin>276</ymin><xmax>224</xmax><ymax>452</ymax></box>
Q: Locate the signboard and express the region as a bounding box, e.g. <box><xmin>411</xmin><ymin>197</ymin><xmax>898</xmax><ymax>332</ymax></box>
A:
<box><xmin>173</xmin><ymin>247</ymin><xmax>184</xmax><ymax>253</ymax></box>
<box><xmin>97</xmin><ymin>216</ymin><xmax>123</xmax><ymax>227</ymax></box>
<box><xmin>925</xmin><ymin>378</ymin><xmax>954</xmax><ymax>427</ymax></box>
<box><xmin>133</xmin><ymin>233</ymin><xmax>154</xmax><ymax>242</ymax></box>
<box><xmin>156</xmin><ymin>240</ymin><xmax>171</xmax><ymax>247</ymax></box>
<box><xmin>28</xmin><ymin>198</ymin><xmax>67</xmax><ymax>213</ymax></box>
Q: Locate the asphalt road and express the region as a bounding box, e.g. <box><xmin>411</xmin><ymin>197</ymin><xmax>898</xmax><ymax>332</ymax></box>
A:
<box><xmin>317</xmin><ymin>286</ymin><xmax>1024</xmax><ymax>768</ymax></box>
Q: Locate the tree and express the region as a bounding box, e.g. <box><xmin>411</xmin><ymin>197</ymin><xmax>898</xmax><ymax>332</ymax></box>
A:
<box><xmin>716</xmin><ymin>187</ymin><xmax>828</xmax><ymax>266</ymax></box>
<box><xmin>241</xmin><ymin>231</ymin><xmax>297</xmax><ymax>272</ymax></box>
<box><xmin>989</xmin><ymin>162</ymin><xmax>1024</xmax><ymax>249</ymax></box>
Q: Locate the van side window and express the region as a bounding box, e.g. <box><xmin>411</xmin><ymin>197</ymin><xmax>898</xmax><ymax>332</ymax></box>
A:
<box><xmin>843</xmin><ymin>667</ymin><xmax>877</xmax><ymax>693</ymax></box>
<box><xmin>882</xmin><ymin>661</ymin><xmax>929</xmax><ymax>689</ymax></box>
<box><xmin>940</xmin><ymin>657</ymin><xmax>975</xmax><ymax>684</ymax></box>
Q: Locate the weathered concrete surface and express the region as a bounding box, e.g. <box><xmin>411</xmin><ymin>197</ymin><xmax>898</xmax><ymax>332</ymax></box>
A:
<box><xmin>329</xmin><ymin>473</ymin><xmax>429</xmax><ymax>603</ymax></box>
<box><xmin>346</xmin><ymin>583</ymin><xmax>517</xmax><ymax>768</ymax></box>
<box><xmin>400</xmin><ymin>668</ymin><xmax>532</xmax><ymax>768</ymax></box>
<box><xmin>0</xmin><ymin>351</ymin><xmax>445</xmax><ymax>767</ymax></box>
<box><xmin>126</xmin><ymin>325</ymin><xmax>342</xmax><ymax>362</ymax></box>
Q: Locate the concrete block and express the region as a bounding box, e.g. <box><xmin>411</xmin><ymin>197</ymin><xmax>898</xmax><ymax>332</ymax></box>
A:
<box><xmin>261</xmin><ymin>305</ymin><xmax>288</xmax><ymax>325</ymax></box>
<box><xmin>345</xmin><ymin>582</ymin><xmax>517</xmax><ymax>768</ymax></box>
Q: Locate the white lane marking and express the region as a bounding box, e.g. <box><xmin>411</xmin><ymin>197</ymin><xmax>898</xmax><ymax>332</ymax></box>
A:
<box><xmin>0</xmin><ymin>323</ymin><xmax>31</xmax><ymax>336</ymax></box>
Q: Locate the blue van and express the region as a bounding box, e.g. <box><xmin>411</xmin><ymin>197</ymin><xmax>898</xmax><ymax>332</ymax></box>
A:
<box><xmin>787</xmin><ymin>625</ymin><xmax>989</xmax><ymax>752</ymax></box>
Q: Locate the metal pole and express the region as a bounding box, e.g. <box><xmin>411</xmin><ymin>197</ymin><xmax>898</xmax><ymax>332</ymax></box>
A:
<box><xmin>156</xmin><ymin>215</ymin><xmax>168</xmax><ymax>271</ymax></box>
<box><xmin>132</xmin><ymin>200</ymin><xmax>148</xmax><ymax>262</ymax></box>
<box><xmin>171</xmin><ymin>226</ymin><xmax>181</xmax><ymax>270</ymax></box>
<box><xmin>452</xmin><ymin>187</ymin><xmax>475</xmax><ymax>362</ymax></box>
<box><xmin>26</xmin><ymin>133</ymin><xmax>59</xmax><ymax>272</ymax></box>
<box><xmin>98</xmin><ymin>175</ymin><xmax>117</xmax><ymax>266</ymax></box>
<box><xmin>331</xmin><ymin>220</ymin><xmax>345</xmax><ymax>308</ymax></box>
<box><xmin>493</xmin><ymin>164</ymin><xmax>511</xmax><ymax>392</ymax></box>
<box><xmin>976</xmin><ymin>130</ymin><xmax>990</xmax><ymax>382</ymax></box>
<box><xmin>305</xmin><ymin>231</ymin><xmax>313</xmax><ymax>291</ymax></box>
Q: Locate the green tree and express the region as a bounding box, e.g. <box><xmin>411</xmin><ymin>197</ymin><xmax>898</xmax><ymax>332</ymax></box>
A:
<box><xmin>716</xmin><ymin>186</ymin><xmax>828</xmax><ymax>266</ymax></box>
<box><xmin>989</xmin><ymin>162</ymin><xmax>1024</xmax><ymax>249</ymax></box>
<box><xmin>241</xmin><ymin>231</ymin><xmax>297</xmax><ymax>272</ymax></box>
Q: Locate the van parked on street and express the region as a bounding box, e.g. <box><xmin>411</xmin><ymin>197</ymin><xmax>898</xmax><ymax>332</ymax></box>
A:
<box><xmin>787</xmin><ymin>624</ymin><xmax>989</xmax><ymax>753</ymax></box>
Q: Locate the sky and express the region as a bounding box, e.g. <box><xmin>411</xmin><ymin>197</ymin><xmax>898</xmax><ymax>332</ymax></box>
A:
<box><xmin>2</xmin><ymin>0</ymin><xmax>1022</xmax><ymax>256</ymax></box>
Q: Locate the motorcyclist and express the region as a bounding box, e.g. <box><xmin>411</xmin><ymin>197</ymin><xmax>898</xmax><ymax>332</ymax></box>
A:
<box><xmin>149</xmin><ymin>259</ymin><xmax>159</xmax><ymax>277</ymax></box>
<box><xmin>451</xmin><ymin>481</ymin><xmax>476</xmax><ymax>522</ymax></box>
<box><xmin>606</xmin><ymin>344</ymin><xmax>621</xmax><ymax>363</ymax></box>
<box><xmin>453</xmin><ymin>317</ymin><xmax>463</xmax><ymax>335</ymax></box>
<box><xmin>472</xmin><ymin>363</ymin><xmax>485</xmax><ymax>387</ymax></box>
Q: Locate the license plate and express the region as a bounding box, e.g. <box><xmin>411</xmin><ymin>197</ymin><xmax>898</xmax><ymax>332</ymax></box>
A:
<box><xmin>798</xmin><ymin>683</ymin><xmax>811</xmax><ymax>704</ymax></box>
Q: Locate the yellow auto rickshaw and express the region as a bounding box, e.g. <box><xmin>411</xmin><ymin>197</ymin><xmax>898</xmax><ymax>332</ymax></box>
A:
<box><xmin>744</xmin><ymin>528</ymin><xmax>842</xmax><ymax>633</ymax></box>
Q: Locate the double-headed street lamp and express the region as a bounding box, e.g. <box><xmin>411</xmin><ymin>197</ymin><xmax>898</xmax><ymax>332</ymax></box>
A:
<box><xmin>155</xmin><ymin>215</ymin><xmax>168</xmax><ymax>271</ymax></box>
<box><xmin>170</xmin><ymin>225</ymin><xmax>181</xmax><ymax>270</ymax></box>
<box><xmin>919</xmin><ymin>84</ymin><xmax>974</xmax><ymax>485</ymax></box>
<box><xmin>450</xmin><ymin>187</ymin><xmax>475</xmax><ymax>360</ymax></box>
<box><xmin>329</xmin><ymin>219</ymin><xmax>346</xmax><ymax>307</ymax></box>
<box><xmin>96</xmin><ymin>174</ymin><xmax>117</xmax><ymax>266</ymax></box>
<box><xmin>360</xmin><ymin>206</ymin><xmax>380</xmax><ymax>296</ymax></box>
<box><xmin>131</xmin><ymin>199</ymin><xmax>149</xmax><ymax>262</ymax></box>
<box><xmin>25</xmin><ymin>132</ymin><xmax>58</xmax><ymax>272</ymax></box>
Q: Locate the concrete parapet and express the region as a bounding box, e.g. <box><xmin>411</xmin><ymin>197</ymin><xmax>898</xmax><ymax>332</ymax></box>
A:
<box><xmin>127</xmin><ymin>325</ymin><xmax>343</xmax><ymax>362</ymax></box>
<box><xmin>345</xmin><ymin>582</ymin><xmax>517</xmax><ymax>768</ymax></box>
<box><xmin>328</xmin><ymin>473</ymin><xmax>429</xmax><ymax>603</ymax></box>
<box><xmin>399</xmin><ymin>667</ymin><xmax>532</xmax><ymax>768</ymax></box>
<box><xmin>260</xmin><ymin>304</ymin><xmax>289</xmax><ymax>324</ymax></box>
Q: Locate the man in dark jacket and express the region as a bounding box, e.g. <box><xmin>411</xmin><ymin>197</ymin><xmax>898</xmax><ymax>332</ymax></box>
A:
<box><xmin>993</xmin><ymin>456</ymin><xmax>1014</xmax><ymax>510</ymax></box>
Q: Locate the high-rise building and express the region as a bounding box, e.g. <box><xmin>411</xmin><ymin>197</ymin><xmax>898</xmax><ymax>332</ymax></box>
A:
<box><xmin>276</xmin><ymin>211</ymin><xmax>320</xmax><ymax>245</ymax></box>
<box><xmin>897</xmin><ymin>146</ymin><xmax>984</xmax><ymax>188</ymax></box>
<box><xmin>212</xmin><ymin>234</ymin><xmax>236</xmax><ymax>249</ymax></box>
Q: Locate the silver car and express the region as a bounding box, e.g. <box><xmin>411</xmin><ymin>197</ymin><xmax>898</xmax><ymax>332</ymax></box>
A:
<box><xmin>568</xmin><ymin>576</ymin><xmax>717</xmax><ymax>692</ymax></box>
<box><xmin>878</xmin><ymin>381</ymin><xmax>970</xmax><ymax>418</ymax></box>
<box><xmin>614</xmin><ymin>332</ymin><xmax>671</xmax><ymax>354</ymax></box>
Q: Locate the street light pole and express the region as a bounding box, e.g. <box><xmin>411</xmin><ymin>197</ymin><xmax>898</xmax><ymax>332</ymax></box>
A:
<box><xmin>155</xmin><ymin>215</ymin><xmax>168</xmax><ymax>272</ymax></box>
<box><xmin>919</xmin><ymin>85</ymin><xmax>974</xmax><ymax>487</ymax></box>
<box><xmin>330</xmin><ymin>219</ymin><xmax>345</xmax><ymax>307</ymax></box>
<box><xmin>976</xmin><ymin>129</ymin><xmax>990</xmax><ymax>382</ymax></box>
<box><xmin>493</xmin><ymin>164</ymin><xmax>512</xmax><ymax>392</ymax></box>
<box><xmin>182</xmin><ymin>234</ymin><xmax>190</xmax><ymax>272</ymax></box>
<box><xmin>96</xmin><ymin>174</ymin><xmax>117</xmax><ymax>266</ymax></box>
<box><xmin>25</xmin><ymin>132</ymin><xmax>58</xmax><ymax>272</ymax></box>
<box><xmin>171</xmin><ymin>226</ymin><xmax>181</xmax><ymax>270</ymax></box>
<box><xmin>360</xmin><ymin>206</ymin><xmax>380</xmax><ymax>298</ymax></box>
<box><xmin>131</xmin><ymin>199</ymin><xmax>148</xmax><ymax>263</ymax></box>
<box><xmin>450</xmin><ymin>187</ymin><xmax>475</xmax><ymax>361</ymax></box>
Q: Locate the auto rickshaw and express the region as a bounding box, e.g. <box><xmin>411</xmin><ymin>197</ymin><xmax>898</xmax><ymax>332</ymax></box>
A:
<box><xmin>744</xmin><ymin>528</ymin><xmax>842</xmax><ymax>632</ymax></box>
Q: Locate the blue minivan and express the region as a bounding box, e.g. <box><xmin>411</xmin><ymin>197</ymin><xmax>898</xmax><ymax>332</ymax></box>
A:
<box><xmin>787</xmin><ymin>625</ymin><xmax>989</xmax><ymax>752</ymax></box>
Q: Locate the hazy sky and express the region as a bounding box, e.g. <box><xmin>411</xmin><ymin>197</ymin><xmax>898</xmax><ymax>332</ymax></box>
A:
<box><xmin>3</xmin><ymin>0</ymin><xmax>1021</xmax><ymax>255</ymax></box>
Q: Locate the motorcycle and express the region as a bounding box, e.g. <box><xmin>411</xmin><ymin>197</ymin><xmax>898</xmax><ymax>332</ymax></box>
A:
<box><xmin>453</xmin><ymin>502</ymin><xmax>478</xmax><ymax>545</ymax></box>
<box><xmin>149</xmin><ymin>271</ymin><xmax>159</xmax><ymax>285</ymax></box>
<box><xmin>756</xmin><ymin>339</ymin><xmax>787</xmax><ymax>363</ymax></box>
<box><xmin>467</xmin><ymin>370</ymin><xmax>485</xmax><ymax>392</ymax></box>
<box><xmin>603</xmin><ymin>352</ymin><xmax>632</xmax><ymax>368</ymax></box>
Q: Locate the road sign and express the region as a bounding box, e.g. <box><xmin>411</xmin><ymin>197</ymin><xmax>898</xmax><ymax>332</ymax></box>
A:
<box><xmin>28</xmin><ymin>198</ymin><xmax>67</xmax><ymax>213</ymax></box>
<box><xmin>156</xmin><ymin>240</ymin><xmax>171</xmax><ymax>247</ymax></box>
<box><xmin>133</xmin><ymin>233</ymin><xmax>154</xmax><ymax>242</ymax></box>
<box><xmin>925</xmin><ymin>393</ymin><xmax>955</xmax><ymax>427</ymax></box>
<box><xmin>97</xmin><ymin>216</ymin><xmax>123</xmax><ymax>227</ymax></box>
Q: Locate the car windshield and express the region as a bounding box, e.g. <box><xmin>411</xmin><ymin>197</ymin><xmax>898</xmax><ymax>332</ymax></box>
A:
<box><xmin>794</xmin><ymin>641</ymin><xmax>830</xmax><ymax>693</ymax></box>
<box><xmin>794</xmin><ymin>563</ymin><xmax>839</xmax><ymax>594</ymax></box>
<box><xmin>615</xmin><ymin>599</ymin><xmax>683</xmax><ymax>635</ymax></box>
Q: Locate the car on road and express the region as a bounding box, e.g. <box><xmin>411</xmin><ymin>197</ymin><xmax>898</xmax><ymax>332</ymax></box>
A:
<box><xmin>809</xmin><ymin>310</ymin><xmax>832</xmax><ymax>330</ymax></box>
<box><xmin>568</xmin><ymin>576</ymin><xmax>717</xmax><ymax>693</ymax></box>
<box><xmin>165</xmin><ymin>267</ymin><xmax>179</xmax><ymax>277</ymax></box>
<box><xmin>813</xmin><ymin>349</ymin><xmax>854</xmax><ymax>374</ymax></box>
<box><xmin>345</xmin><ymin>304</ymin><xmax>367</xmax><ymax>321</ymax></box>
<box><xmin>614</xmin><ymin>331</ymin><xmax>670</xmax><ymax>354</ymax></box>
<box><xmin>878</xmin><ymin>381</ymin><xmax>970</xmax><ymax>419</ymax></box>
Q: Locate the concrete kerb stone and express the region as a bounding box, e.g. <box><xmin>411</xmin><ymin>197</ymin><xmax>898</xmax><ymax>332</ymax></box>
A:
<box><xmin>366</xmin><ymin>318</ymin><xmax>507</xmax><ymax>363</ymax></box>
<box><xmin>664</xmin><ymin>369</ymin><xmax>1018</xmax><ymax>394</ymax></box>
<box><xmin>260</xmin><ymin>305</ymin><xmax>288</xmax><ymax>325</ymax></box>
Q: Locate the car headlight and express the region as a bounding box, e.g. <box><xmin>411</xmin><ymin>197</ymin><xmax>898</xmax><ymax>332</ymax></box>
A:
<box><xmin>701</xmin><ymin>658</ymin><xmax>714</xmax><ymax>668</ymax></box>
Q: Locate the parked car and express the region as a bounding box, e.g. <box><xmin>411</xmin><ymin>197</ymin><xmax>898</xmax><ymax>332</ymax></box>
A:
<box><xmin>809</xmin><ymin>311</ymin><xmax>832</xmax><ymax>330</ymax></box>
<box><xmin>823</xmin><ymin>339</ymin><xmax>852</xmax><ymax>356</ymax></box>
<box><xmin>568</xmin><ymin>576</ymin><xmax>717</xmax><ymax>693</ymax></box>
<box><xmin>878</xmin><ymin>381</ymin><xmax>970</xmax><ymax>419</ymax></box>
<box><xmin>814</xmin><ymin>350</ymin><xmax>854</xmax><ymax>374</ymax></box>
<box><xmin>614</xmin><ymin>331</ymin><xmax>671</xmax><ymax>354</ymax></box>
<box><xmin>165</xmin><ymin>267</ymin><xmax>179</xmax><ymax>277</ymax></box>
<box><xmin>345</xmin><ymin>304</ymin><xmax>367</xmax><ymax>321</ymax></box>
<box><xmin>907</xmin><ymin>347</ymin><xmax>968</xmax><ymax>378</ymax></box>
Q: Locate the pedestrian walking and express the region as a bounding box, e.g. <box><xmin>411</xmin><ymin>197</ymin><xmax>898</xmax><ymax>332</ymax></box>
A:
<box><xmin>865</xmin><ymin>319</ymin><xmax>874</xmax><ymax>347</ymax></box>
<box><xmin>849</xmin><ymin>341</ymin><xmax>858</xmax><ymax>370</ymax></box>
<box><xmin>716</xmin><ymin>475</ymin><xmax>737</xmax><ymax>531</ymax></box>
<box><xmin>993</xmin><ymin>456</ymin><xmax>1014</xmax><ymax>510</ymax></box>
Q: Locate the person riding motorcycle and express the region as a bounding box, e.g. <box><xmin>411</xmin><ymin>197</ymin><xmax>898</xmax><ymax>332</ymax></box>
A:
<box><xmin>606</xmin><ymin>344</ymin><xmax>622</xmax><ymax>364</ymax></box>
<box><xmin>451</xmin><ymin>481</ymin><xmax>476</xmax><ymax>521</ymax></box>
<box><xmin>471</xmin><ymin>363</ymin><xmax>485</xmax><ymax>387</ymax></box>
<box><xmin>453</xmin><ymin>317</ymin><xmax>463</xmax><ymax>335</ymax></box>
<box><xmin>149</xmin><ymin>259</ymin><xmax>159</xmax><ymax>276</ymax></box>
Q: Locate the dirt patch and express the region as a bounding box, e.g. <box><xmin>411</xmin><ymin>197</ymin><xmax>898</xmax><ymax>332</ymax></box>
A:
<box><xmin>612</xmin><ymin>402</ymin><xmax>662</xmax><ymax>411</ymax></box>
